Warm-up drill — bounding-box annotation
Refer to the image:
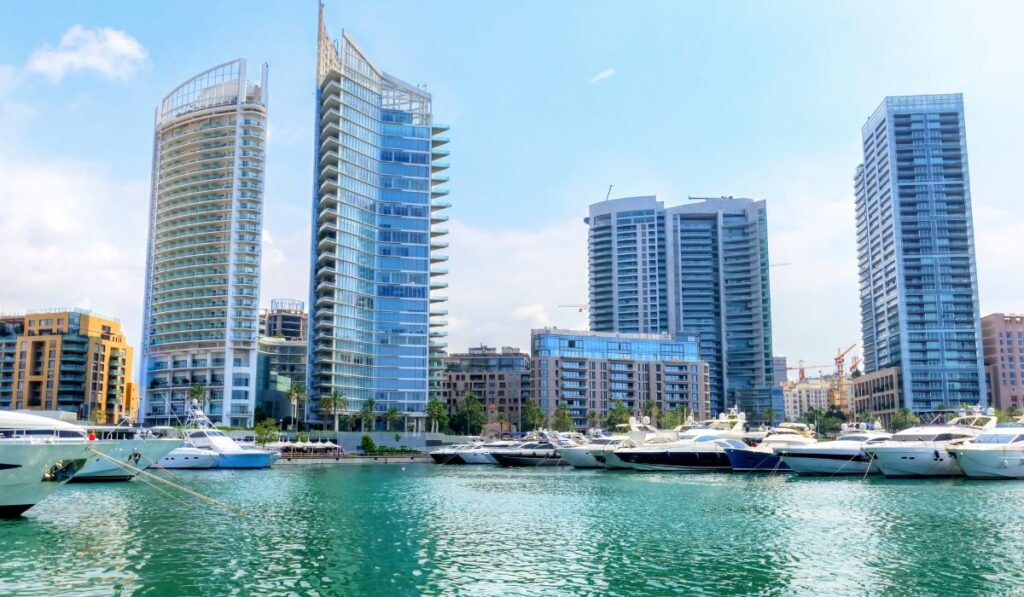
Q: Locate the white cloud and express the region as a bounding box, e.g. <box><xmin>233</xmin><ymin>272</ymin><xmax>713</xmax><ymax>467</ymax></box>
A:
<box><xmin>27</xmin><ymin>25</ymin><xmax>148</xmax><ymax>82</ymax></box>
<box><xmin>588</xmin><ymin>68</ymin><xmax>617</xmax><ymax>84</ymax></box>
<box><xmin>0</xmin><ymin>150</ymin><xmax>149</xmax><ymax>365</ymax></box>
<box><xmin>443</xmin><ymin>218</ymin><xmax>590</xmax><ymax>353</ymax></box>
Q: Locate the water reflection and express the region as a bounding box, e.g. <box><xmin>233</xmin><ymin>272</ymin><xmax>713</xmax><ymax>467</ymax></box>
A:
<box><xmin>2</xmin><ymin>466</ymin><xmax>1024</xmax><ymax>595</ymax></box>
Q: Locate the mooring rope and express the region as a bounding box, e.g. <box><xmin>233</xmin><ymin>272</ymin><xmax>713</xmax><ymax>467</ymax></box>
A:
<box><xmin>87</xmin><ymin>447</ymin><xmax>246</xmax><ymax>516</ymax></box>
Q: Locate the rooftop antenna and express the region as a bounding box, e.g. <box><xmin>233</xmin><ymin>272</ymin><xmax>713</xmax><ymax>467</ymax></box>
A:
<box><xmin>605</xmin><ymin>184</ymin><xmax>613</xmax><ymax>201</ymax></box>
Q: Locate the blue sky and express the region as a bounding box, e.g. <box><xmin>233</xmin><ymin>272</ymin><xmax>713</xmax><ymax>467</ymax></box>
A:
<box><xmin>2</xmin><ymin>1</ymin><xmax>1024</xmax><ymax>380</ymax></box>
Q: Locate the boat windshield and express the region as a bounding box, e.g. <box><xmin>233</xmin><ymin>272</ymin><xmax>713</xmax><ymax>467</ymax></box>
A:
<box><xmin>841</xmin><ymin>435</ymin><xmax>869</xmax><ymax>442</ymax></box>
<box><xmin>716</xmin><ymin>439</ymin><xmax>748</xmax><ymax>449</ymax></box>
<box><xmin>892</xmin><ymin>433</ymin><xmax>973</xmax><ymax>442</ymax></box>
<box><xmin>976</xmin><ymin>433</ymin><xmax>1023</xmax><ymax>444</ymax></box>
<box><xmin>693</xmin><ymin>435</ymin><xmax>722</xmax><ymax>443</ymax></box>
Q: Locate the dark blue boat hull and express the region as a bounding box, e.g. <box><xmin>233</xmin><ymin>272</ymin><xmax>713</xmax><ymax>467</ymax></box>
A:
<box><xmin>725</xmin><ymin>448</ymin><xmax>791</xmax><ymax>472</ymax></box>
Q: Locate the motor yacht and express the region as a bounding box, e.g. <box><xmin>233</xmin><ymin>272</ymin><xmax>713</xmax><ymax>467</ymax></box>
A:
<box><xmin>777</xmin><ymin>424</ymin><xmax>890</xmax><ymax>476</ymax></box>
<box><xmin>154</xmin><ymin>442</ymin><xmax>221</xmax><ymax>470</ymax></box>
<box><xmin>599</xmin><ymin>418</ymin><xmax>671</xmax><ymax>469</ymax></box>
<box><xmin>863</xmin><ymin>411</ymin><xmax>997</xmax><ymax>478</ymax></box>
<box><xmin>165</xmin><ymin>401</ymin><xmax>274</xmax><ymax>469</ymax></box>
<box><xmin>0</xmin><ymin>411</ymin><xmax>116</xmax><ymax>517</ymax></box>
<box><xmin>457</xmin><ymin>440</ymin><xmax>521</xmax><ymax>465</ymax></box>
<box><xmin>561</xmin><ymin>436</ymin><xmax>628</xmax><ymax>469</ymax></box>
<box><xmin>947</xmin><ymin>424</ymin><xmax>1024</xmax><ymax>479</ymax></box>
<box><xmin>490</xmin><ymin>434</ymin><xmax>570</xmax><ymax>467</ymax></box>
<box><xmin>614</xmin><ymin>409</ymin><xmax>748</xmax><ymax>471</ymax></box>
<box><xmin>70</xmin><ymin>425</ymin><xmax>181</xmax><ymax>482</ymax></box>
<box><xmin>725</xmin><ymin>424</ymin><xmax>818</xmax><ymax>472</ymax></box>
<box><xmin>429</xmin><ymin>443</ymin><xmax>475</xmax><ymax>464</ymax></box>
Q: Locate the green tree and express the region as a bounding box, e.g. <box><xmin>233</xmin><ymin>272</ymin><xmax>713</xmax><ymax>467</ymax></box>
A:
<box><xmin>642</xmin><ymin>399</ymin><xmax>658</xmax><ymax>420</ymax></box>
<box><xmin>319</xmin><ymin>390</ymin><xmax>348</xmax><ymax>433</ymax></box>
<box><xmin>762</xmin><ymin>407</ymin><xmax>777</xmax><ymax>426</ymax></box>
<box><xmin>606</xmin><ymin>400</ymin><xmax>631</xmax><ymax>429</ymax></box>
<box><xmin>495</xmin><ymin>411</ymin><xmax>510</xmax><ymax>435</ymax></box>
<box><xmin>659</xmin><ymin>408</ymin><xmax>683</xmax><ymax>429</ymax></box>
<box><xmin>890</xmin><ymin>407</ymin><xmax>920</xmax><ymax>432</ymax></box>
<box><xmin>254</xmin><ymin>418</ymin><xmax>279</xmax><ymax>446</ymax></box>
<box><xmin>460</xmin><ymin>393</ymin><xmax>486</xmax><ymax>435</ymax></box>
<box><xmin>800</xmin><ymin>408</ymin><xmax>844</xmax><ymax>436</ymax></box>
<box><xmin>360</xmin><ymin>434</ymin><xmax>377</xmax><ymax>453</ymax></box>
<box><xmin>521</xmin><ymin>399</ymin><xmax>545</xmax><ymax>431</ymax></box>
<box><xmin>587</xmin><ymin>410</ymin><xmax>603</xmax><ymax>430</ymax></box>
<box><xmin>385</xmin><ymin>406</ymin><xmax>402</xmax><ymax>431</ymax></box>
<box><xmin>426</xmin><ymin>398</ymin><xmax>449</xmax><ymax>433</ymax></box>
<box><xmin>553</xmin><ymin>403</ymin><xmax>574</xmax><ymax>431</ymax></box>
<box><xmin>359</xmin><ymin>398</ymin><xmax>376</xmax><ymax>432</ymax></box>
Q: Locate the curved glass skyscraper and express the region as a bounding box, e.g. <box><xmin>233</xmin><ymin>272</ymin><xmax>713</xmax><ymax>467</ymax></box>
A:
<box><xmin>310</xmin><ymin>8</ymin><xmax>449</xmax><ymax>431</ymax></box>
<box><xmin>140</xmin><ymin>59</ymin><xmax>268</xmax><ymax>427</ymax></box>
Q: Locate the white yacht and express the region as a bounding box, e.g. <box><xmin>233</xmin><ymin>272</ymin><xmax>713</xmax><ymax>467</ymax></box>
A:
<box><xmin>457</xmin><ymin>440</ymin><xmax>521</xmax><ymax>465</ymax></box>
<box><xmin>778</xmin><ymin>424</ymin><xmax>891</xmax><ymax>476</ymax></box>
<box><xmin>725</xmin><ymin>424</ymin><xmax>818</xmax><ymax>472</ymax></box>
<box><xmin>70</xmin><ymin>426</ymin><xmax>181</xmax><ymax>482</ymax></box>
<box><xmin>0</xmin><ymin>411</ymin><xmax>115</xmax><ymax>517</ymax></box>
<box><xmin>600</xmin><ymin>418</ymin><xmax>671</xmax><ymax>470</ymax></box>
<box><xmin>183</xmin><ymin>428</ymin><xmax>274</xmax><ymax>469</ymax></box>
<box><xmin>561</xmin><ymin>436</ymin><xmax>628</xmax><ymax>469</ymax></box>
<box><xmin>863</xmin><ymin>411</ymin><xmax>997</xmax><ymax>478</ymax></box>
<box><xmin>154</xmin><ymin>442</ymin><xmax>220</xmax><ymax>470</ymax></box>
<box><xmin>430</xmin><ymin>443</ymin><xmax>476</xmax><ymax>465</ymax></box>
<box><xmin>947</xmin><ymin>424</ymin><xmax>1024</xmax><ymax>479</ymax></box>
<box><xmin>614</xmin><ymin>409</ymin><xmax>748</xmax><ymax>471</ymax></box>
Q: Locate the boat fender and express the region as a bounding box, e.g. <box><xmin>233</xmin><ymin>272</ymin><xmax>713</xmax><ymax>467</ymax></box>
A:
<box><xmin>933</xmin><ymin>450</ymin><xmax>941</xmax><ymax>461</ymax></box>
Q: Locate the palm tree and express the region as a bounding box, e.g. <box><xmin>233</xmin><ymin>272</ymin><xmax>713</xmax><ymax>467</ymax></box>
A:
<box><xmin>763</xmin><ymin>407</ymin><xmax>777</xmax><ymax>426</ymax></box>
<box><xmin>188</xmin><ymin>383</ymin><xmax>206</xmax><ymax>411</ymax></box>
<box><xmin>320</xmin><ymin>390</ymin><xmax>348</xmax><ymax>433</ymax></box>
<box><xmin>495</xmin><ymin>411</ymin><xmax>509</xmax><ymax>435</ymax></box>
<box><xmin>359</xmin><ymin>398</ymin><xmax>376</xmax><ymax>432</ymax></box>
<box><xmin>288</xmin><ymin>383</ymin><xmax>308</xmax><ymax>431</ymax></box>
<box><xmin>426</xmin><ymin>398</ymin><xmax>448</xmax><ymax>433</ymax></box>
<box><xmin>385</xmin><ymin>406</ymin><xmax>401</xmax><ymax>431</ymax></box>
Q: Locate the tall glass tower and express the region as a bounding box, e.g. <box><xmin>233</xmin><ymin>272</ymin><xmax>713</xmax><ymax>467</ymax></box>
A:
<box><xmin>586</xmin><ymin>196</ymin><xmax>777</xmax><ymax>417</ymax></box>
<box><xmin>855</xmin><ymin>94</ymin><xmax>986</xmax><ymax>412</ymax></box>
<box><xmin>140</xmin><ymin>59</ymin><xmax>268</xmax><ymax>427</ymax></box>
<box><xmin>310</xmin><ymin>7</ymin><xmax>450</xmax><ymax>431</ymax></box>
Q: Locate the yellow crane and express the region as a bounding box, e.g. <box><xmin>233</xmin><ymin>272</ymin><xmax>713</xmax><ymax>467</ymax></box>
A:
<box><xmin>831</xmin><ymin>344</ymin><xmax>857</xmax><ymax>414</ymax></box>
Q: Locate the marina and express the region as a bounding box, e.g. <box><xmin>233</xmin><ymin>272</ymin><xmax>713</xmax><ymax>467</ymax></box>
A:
<box><xmin>4</xmin><ymin>464</ymin><xmax>1024</xmax><ymax>594</ymax></box>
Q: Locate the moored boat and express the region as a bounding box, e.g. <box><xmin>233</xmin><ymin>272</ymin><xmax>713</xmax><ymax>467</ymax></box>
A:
<box><xmin>491</xmin><ymin>441</ymin><xmax>566</xmax><ymax>467</ymax></box>
<box><xmin>70</xmin><ymin>426</ymin><xmax>182</xmax><ymax>482</ymax></box>
<box><xmin>0</xmin><ymin>411</ymin><xmax>116</xmax><ymax>517</ymax></box>
<box><xmin>613</xmin><ymin>409</ymin><xmax>747</xmax><ymax>471</ymax></box>
<box><xmin>778</xmin><ymin>425</ymin><xmax>890</xmax><ymax>476</ymax></box>
<box><xmin>947</xmin><ymin>424</ymin><xmax>1024</xmax><ymax>479</ymax></box>
<box><xmin>863</xmin><ymin>411</ymin><xmax>996</xmax><ymax>478</ymax></box>
<box><xmin>725</xmin><ymin>424</ymin><xmax>817</xmax><ymax>473</ymax></box>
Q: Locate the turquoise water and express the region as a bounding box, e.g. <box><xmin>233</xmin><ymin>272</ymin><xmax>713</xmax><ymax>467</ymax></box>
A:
<box><xmin>2</xmin><ymin>465</ymin><xmax>1024</xmax><ymax>595</ymax></box>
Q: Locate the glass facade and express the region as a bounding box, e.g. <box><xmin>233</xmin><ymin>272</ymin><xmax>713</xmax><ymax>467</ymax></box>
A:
<box><xmin>855</xmin><ymin>94</ymin><xmax>986</xmax><ymax>412</ymax></box>
<box><xmin>140</xmin><ymin>59</ymin><xmax>268</xmax><ymax>428</ymax></box>
<box><xmin>586</xmin><ymin>196</ymin><xmax>778</xmax><ymax>418</ymax></box>
<box><xmin>309</xmin><ymin>10</ymin><xmax>449</xmax><ymax>430</ymax></box>
<box><xmin>533</xmin><ymin>330</ymin><xmax>700</xmax><ymax>362</ymax></box>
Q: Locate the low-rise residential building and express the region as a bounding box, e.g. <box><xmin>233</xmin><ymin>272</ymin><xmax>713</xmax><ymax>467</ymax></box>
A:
<box><xmin>442</xmin><ymin>346</ymin><xmax>530</xmax><ymax>429</ymax></box>
<box><xmin>982</xmin><ymin>314</ymin><xmax>1024</xmax><ymax>411</ymax></box>
<box><xmin>782</xmin><ymin>376</ymin><xmax>848</xmax><ymax>421</ymax></box>
<box><xmin>851</xmin><ymin>366</ymin><xmax>903</xmax><ymax>427</ymax></box>
<box><xmin>0</xmin><ymin>308</ymin><xmax>134</xmax><ymax>424</ymax></box>
<box><xmin>531</xmin><ymin>328</ymin><xmax>710</xmax><ymax>429</ymax></box>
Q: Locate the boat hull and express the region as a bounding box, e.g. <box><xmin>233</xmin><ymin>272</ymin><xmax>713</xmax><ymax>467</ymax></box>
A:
<box><xmin>615</xmin><ymin>449</ymin><xmax>731</xmax><ymax>471</ymax></box>
<box><xmin>949</xmin><ymin>448</ymin><xmax>1024</xmax><ymax>479</ymax></box>
<box><xmin>215</xmin><ymin>451</ymin><xmax>273</xmax><ymax>469</ymax></box>
<box><xmin>72</xmin><ymin>438</ymin><xmax>182</xmax><ymax>482</ymax></box>
<box><xmin>778</xmin><ymin>450</ymin><xmax>876</xmax><ymax>475</ymax></box>
<box><xmin>725</xmin><ymin>448</ymin><xmax>790</xmax><ymax>472</ymax></box>
<box><xmin>560</xmin><ymin>447</ymin><xmax>605</xmax><ymax>469</ymax></box>
<box><xmin>492</xmin><ymin>452</ymin><xmax>565</xmax><ymax>467</ymax></box>
<box><xmin>457</xmin><ymin>451</ymin><xmax>495</xmax><ymax>465</ymax></box>
<box><xmin>429</xmin><ymin>452</ymin><xmax>466</xmax><ymax>464</ymax></box>
<box><xmin>866</xmin><ymin>445</ymin><xmax>962</xmax><ymax>478</ymax></box>
<box><xmin>597</xmin><ymin>450</ymin><xmax>632</xmax><ymax>470</ymax></box>
<box><xmin>0</xmin><ymin>443</ymin><xmax>96</xmax><ymax>517</ymax></box>
<box><xmin>154</xmin><ymin>447</ymin><xmax>220</xmax><ymax>470</ymax></box>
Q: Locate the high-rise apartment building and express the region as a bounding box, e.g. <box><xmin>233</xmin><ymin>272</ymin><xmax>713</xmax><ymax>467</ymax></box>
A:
<box><xmin>259</xmin><ymin>299</ymin><xmax>308</xmax><ymax>341</ymax></box>
<box><xmin>855</xmin><ymin>94</ymin><xmax>985</xmax><ymax>413</ymax></box>
<box><xmin>0</xmin><ymin>309</ymin><xmax>134</xmax><ymax>423</ymax></box>
<box><xmin>140</xmin><ymin>59</ymin><xmax>268</xmax><ymax>427</ymax></box>
<box><xmin>531</xmin><ymin>328</ymin><xmax>710</xmax><ymax>429</ymax></box>
<box><xmin>309</xmin><ymin>8</ymin><xmax>450</xmax><ymax>432</ymax></box>
<box><xmin>586</xmin><ymin>195</ymin><xmax>777</xmax><ymax>417</ymax></box>
<box><xmin>981</xmin><ymin>313</ymin><xmax>1024</xmax><ymax>411</ymax></box>
<box><xmin>442</xmin><ymin>346</ymin><xmax>530</xmax><ymax>427</ymax></box>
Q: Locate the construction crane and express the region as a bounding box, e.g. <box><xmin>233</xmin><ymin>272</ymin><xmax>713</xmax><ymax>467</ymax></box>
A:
<box><xmin>558</xmin><ymin>304</ymin><xmax>589</xmax><ymax>313</ymax></box>
<box><xmin>830</xmin><ymin>343</ymin><xmax>858</xmax><ymax>414</ymax></box>
<box><xmin>604</xmin><ymin>185</ymin><xmax>614</xmax><ymax>201</ymax></box>
<box><xmin>786</xmin><ymin>361</ymin><xmax>832</xmax><ymax>382</ymax></box>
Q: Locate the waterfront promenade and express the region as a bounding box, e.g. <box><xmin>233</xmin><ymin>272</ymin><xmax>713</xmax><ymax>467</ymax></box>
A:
<box><xmin>2</xmin><ymin>464</ymin><xmax>1022</xmax><ymax>595</ymax></box>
